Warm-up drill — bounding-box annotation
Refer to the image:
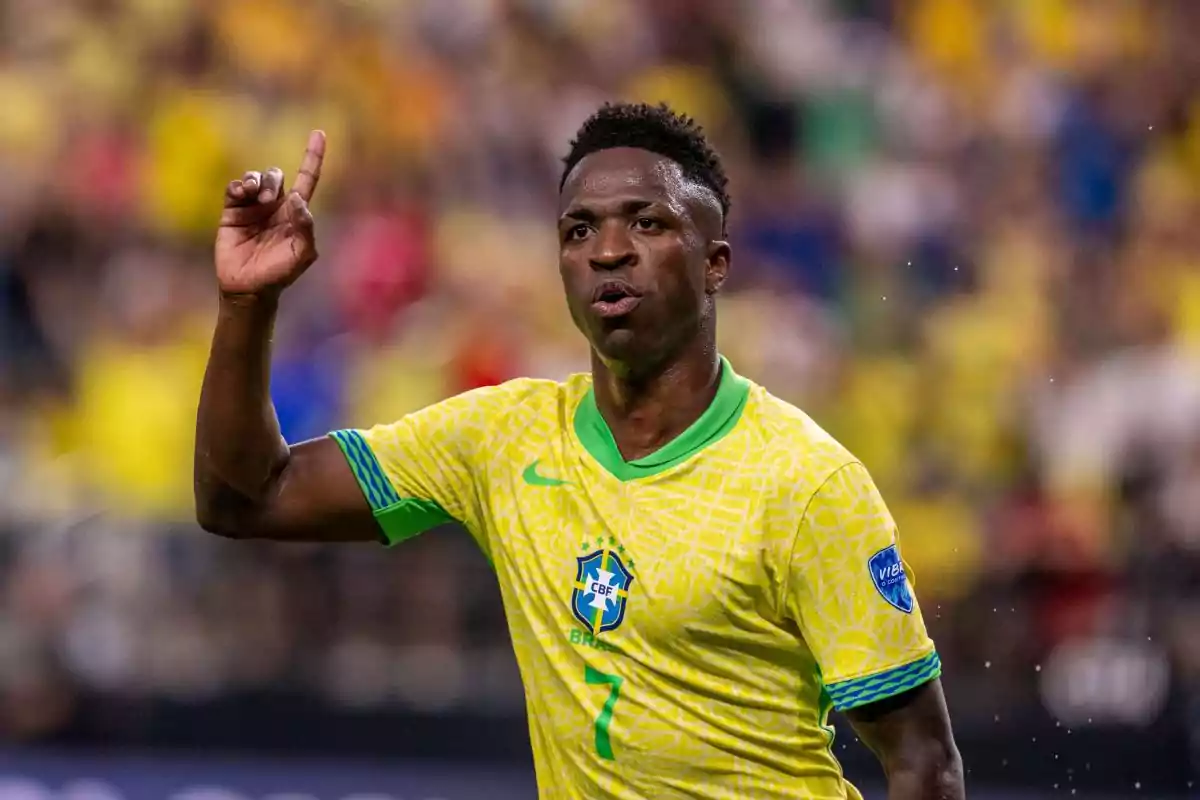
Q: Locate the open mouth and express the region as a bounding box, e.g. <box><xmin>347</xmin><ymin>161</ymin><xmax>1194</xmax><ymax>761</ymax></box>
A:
<box><xmin>591</xmin><ymin>280</ymin><xmax>642</xmax><ymax>317</ymax></box>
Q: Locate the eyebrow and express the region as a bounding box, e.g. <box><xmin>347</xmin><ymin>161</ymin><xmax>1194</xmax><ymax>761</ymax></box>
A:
<box><xmin>560</xmin><ymin>199</ymin><xmax>658</xmax><ymax>223</ymax></box>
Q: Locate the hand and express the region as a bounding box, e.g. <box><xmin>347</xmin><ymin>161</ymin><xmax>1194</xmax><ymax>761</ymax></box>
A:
<box><xmin>215</xmin><ymin>130</ymin><xmax>326</xmax><ymax>296</ymax></box>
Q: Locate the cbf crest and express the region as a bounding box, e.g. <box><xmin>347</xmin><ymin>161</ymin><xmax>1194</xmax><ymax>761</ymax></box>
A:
<box><xmin>572</xmin><ymin>539</ymin><xmax>635</xmax><ymax>635</ymax></box>
<box><xmin>869</xmin><ymin>543</ymin><xmax>914</xmax><ymax>614</ymax></box>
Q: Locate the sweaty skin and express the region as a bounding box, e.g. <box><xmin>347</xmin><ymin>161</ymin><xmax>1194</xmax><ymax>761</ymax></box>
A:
<box><xmin>557</xmin><ymin>147</ymin><xmax>728</xmax><ymax>461</ymax></box>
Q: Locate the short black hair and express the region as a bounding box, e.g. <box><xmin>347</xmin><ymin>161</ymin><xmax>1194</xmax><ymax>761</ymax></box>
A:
<box><xmin>560</xmin><ymin>102</ymin><xmax>731</xmax><ymax>227</ymax></box>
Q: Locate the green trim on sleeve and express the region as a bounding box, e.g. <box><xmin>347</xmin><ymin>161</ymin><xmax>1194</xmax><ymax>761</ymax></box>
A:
<box><xmin>329</xmin><ymin>429</ymin><xmax>459</xmax><ymax>546</ymax></box>
<box><xmin>374</xmin><ymin>497</ymin><xmax>457</xmax><ymax>547</ymax></box>
<box><xmin>825</xmin><ymin>651</ymin><xmax>941</xmax><ymax>711</ymax></box>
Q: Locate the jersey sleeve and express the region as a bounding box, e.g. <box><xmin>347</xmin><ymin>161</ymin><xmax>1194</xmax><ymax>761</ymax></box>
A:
<box><xmin>329</xmin><ymin>387</ymin><xmax>501</xmax><ymax>551</ymax></box>
<box><xmin>781</xmin><ymin>462</ymin><xmax>940</xmax><ymax>712</ymax></box>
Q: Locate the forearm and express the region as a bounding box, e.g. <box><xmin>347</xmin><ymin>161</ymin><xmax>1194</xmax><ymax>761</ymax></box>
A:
<box><xmin>848</xmin><ymin>681</ymin><xmax>964</xmax><ymax>800</ymax></box>
<box><xmin>883</xmin><ymin>740</ymin><xmax>964</xmax><ymax>800</ymax></box>
<box><xmin>194</xmin><ymin>292</ymin><xmax>289</xmax><ymax>532</ymax></box>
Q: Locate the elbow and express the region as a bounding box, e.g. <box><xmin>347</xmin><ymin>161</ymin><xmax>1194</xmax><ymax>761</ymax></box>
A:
<box><xmin>929</xmin><ymin>748</ymin><xmax>964</xmax><ymax>796</ymax></box>
<box><xmin>193</xmin><ymin>451</ymin><xmax>296</xmax><ymax>540</ymax></box>
<box><xmin>194</xmin><ymin>482</ymin><xmax>262</xmax><ymax>540</ymax></box>
<box><xmin>195</xmin><ymin>501</ymin><xmax>250</xmax><ymax>539</ymax></box>
<box><xmin>195</xmin><ymin>508</ymin><xmax>243</xmax><ymax>539</ymax></box>
<box><xmin>888</xmin><ymin>738</ymin><xmax>964</xmax><ymax>798</ymax></box>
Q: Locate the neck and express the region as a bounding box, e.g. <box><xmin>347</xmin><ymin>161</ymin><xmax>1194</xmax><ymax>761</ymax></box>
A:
<box><xmin>590</xmin><ymin>333</ymin><xmax>721</xmax><ymax>462</ymax></box>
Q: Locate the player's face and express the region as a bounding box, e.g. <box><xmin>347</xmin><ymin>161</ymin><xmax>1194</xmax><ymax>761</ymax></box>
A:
<box><xmin>558</xmin><ymin>148</ymin><xmax>727</xmax><ymax>369</ymax></box>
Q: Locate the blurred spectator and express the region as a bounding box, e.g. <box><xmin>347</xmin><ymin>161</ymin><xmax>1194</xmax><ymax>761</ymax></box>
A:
<box><xmin>0</xmin><ymin>1</ymin><xmax>1196</xmax><ymax>789</ymax></box>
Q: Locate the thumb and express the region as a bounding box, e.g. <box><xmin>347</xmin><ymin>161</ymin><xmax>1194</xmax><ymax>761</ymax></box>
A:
<box><xmin>286</xmin><ymin>192</ymin><xmax>314</xmax><ymax>229</ymax></box>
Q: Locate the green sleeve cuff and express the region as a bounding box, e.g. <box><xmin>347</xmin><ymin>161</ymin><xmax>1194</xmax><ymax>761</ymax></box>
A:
<box><xmin>329</xmin><ymin>429</ymin><xmax>458</xmax><ymax>546</ymax></box>
<box><xmin>824</xmin><ymin>651</ymin><xmax>941</xmax><ymax>711</ymax></box>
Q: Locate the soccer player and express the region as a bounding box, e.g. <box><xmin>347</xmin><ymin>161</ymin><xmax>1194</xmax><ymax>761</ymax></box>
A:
<box><xmin>195</xmin><ymin>103</ymin><xmax>964</xmax><ymax>800</ymax></box>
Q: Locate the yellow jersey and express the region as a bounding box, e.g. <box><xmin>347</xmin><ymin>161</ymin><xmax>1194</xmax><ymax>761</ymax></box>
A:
<box><xmin>330</xmin><ymin>358</ymin><xmax>940</xmax><ymax>800</ymax></box>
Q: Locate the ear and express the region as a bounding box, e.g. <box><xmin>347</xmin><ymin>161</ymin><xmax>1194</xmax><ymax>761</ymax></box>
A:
<box><xmin>705</xmin><ymin>240</ymin><xmax>731</xmax><ymax>295</ymax></box>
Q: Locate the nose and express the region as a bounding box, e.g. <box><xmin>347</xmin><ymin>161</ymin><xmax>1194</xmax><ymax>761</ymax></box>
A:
<box><xmin>588</xmin><ymin>220</ymin><xmax>636</xmax><ymax>272</ymax></box>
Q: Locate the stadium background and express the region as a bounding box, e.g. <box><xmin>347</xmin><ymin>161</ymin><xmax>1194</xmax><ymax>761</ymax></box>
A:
<box><xmin>0</xmin><ymin>0</ymin><xmax>1197</xmax><ymax>797</ymax></box>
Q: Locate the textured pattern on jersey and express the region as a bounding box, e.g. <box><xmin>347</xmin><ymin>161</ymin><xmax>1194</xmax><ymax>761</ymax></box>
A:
<box><xmin>332</xmin><ymin>371</ymin><xmax>938</xmax><ymax>800</ymax></box>
<box><xmin>826</xmin><ymin>651</ymin><xmax>942</xmax><ymax>710</ymax></box>
<box><xmin>346</xmin><ymin>380</ymin><xmax>555</xmax><ymax>556</ymax></box>
<box><xmin>781</xmin><ymin>460</ymin><xmax>938</xmax><ymax>691</ymax></box>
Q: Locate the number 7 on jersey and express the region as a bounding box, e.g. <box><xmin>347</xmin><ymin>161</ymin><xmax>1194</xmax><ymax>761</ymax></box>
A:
<box><xmin>585</xmin><ymin>666</ymin><xmax>623</xmax><ymax>760</ymax></box>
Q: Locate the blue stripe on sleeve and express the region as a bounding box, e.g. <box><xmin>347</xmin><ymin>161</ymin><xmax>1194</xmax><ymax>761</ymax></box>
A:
<box><xmin>329</xmin><ymin>430</ymin><xmax>402</xmax><ymax>512</ymax></box>
<box><xmin>825</xmin><ymin>651</ymin><xmax>942</xmax><ymax>711</ymax></box>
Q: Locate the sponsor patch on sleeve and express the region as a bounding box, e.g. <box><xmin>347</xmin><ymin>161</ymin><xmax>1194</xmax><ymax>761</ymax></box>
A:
<box><xmin>868</xmin><ymin>544</ymin><xmax>914</xmax><ymax>614</ymax></box>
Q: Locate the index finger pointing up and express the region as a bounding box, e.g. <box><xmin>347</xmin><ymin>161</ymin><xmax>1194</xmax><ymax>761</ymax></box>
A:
<box><xmin>293</xmin><ymin>130</ymin><xmax>326</xmax><ymax>202</ymax></box>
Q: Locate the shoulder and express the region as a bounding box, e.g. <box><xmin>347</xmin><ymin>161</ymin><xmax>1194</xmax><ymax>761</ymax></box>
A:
<box><xmin>444</xmin><ymin>376</ymin><xmax>569</xmax><ymax>411</ymax></box>
<box><xmin>462</xmin><ymin>373</ymin><xmax>589</xmax><ymax>419</ymax></box>
<box><xmin>402</xmin><ymin>375</ymin><xmax>572</xmax><ymax>419</ymax></box>
<box><xmin>740</xmin><ymin>381</ymin><xmax>863</xmax><ymax>492</ymax></box>
<box><xmin>736</xmin><ymin>383</ymin><xmax>888</xmax><ymax>604</ymax></box>
<box><xmin>734</xmin><ymin>381</ymin><xmax>892</xmax><ymax>542</ymax></box>
<box><xmin>397</xmin><ymin>373</ymin><xmax>587</xmax><ymax>447</ymax></box>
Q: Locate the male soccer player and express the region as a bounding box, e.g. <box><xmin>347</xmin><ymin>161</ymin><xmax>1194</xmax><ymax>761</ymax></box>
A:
<box><xmin>195</xmin><ymin>103</ymin><xmax>964</xmax><ymax>799</ymax></box>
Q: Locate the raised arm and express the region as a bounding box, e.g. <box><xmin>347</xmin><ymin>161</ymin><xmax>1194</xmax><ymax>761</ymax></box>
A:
<box><xmin>194</xmin><ymin>131</ymin><xmax>378</xmax><ymax>542</ymax></box>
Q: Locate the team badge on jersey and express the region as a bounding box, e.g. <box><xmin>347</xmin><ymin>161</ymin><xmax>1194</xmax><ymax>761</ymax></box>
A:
<box><xmin>869</xmin><ymin>544</ymin><xmax>914</xmax><ymax>614</ymax></box>
<box><xmin>572</xmin><ymin>544</ymin><xmax>635</xmax><ymax>635</ymax></box>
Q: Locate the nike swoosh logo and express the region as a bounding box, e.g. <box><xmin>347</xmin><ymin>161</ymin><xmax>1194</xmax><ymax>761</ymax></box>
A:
<box><xmin>523</xmin><ymin>459</ymin><xmax>571</xmax><ymax>487</ymax></box>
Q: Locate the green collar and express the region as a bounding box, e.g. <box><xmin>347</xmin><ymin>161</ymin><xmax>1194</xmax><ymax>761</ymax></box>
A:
<box><xmin>573</xmin><ymin>356</ymin><xmax>751</xmax><ymax>482</ymax></box>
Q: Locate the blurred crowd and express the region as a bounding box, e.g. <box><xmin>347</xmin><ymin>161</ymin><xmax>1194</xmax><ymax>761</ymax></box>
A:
<box><xmin>0</xmin><ymin>0</ymin><xmax>1199</xmax><ymax>753</ymax></box>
